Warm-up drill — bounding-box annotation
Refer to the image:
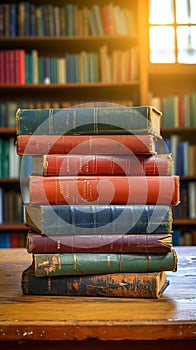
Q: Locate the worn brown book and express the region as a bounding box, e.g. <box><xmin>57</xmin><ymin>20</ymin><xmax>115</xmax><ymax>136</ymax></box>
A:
<box><xmin>21</xmin><ymin>265</ymin><xmax>169</xmax><ymax>298</ymax></box>
<box><xmin>26</xmin><ymin>231</ymin><xmax>173</xmax><ymax>254</ymax></box>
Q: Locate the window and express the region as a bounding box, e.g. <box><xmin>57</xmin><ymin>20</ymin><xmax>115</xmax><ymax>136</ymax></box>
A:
<box><xmin>149</xmin><ymin>0</ymin><xmax>196</xmax><ymax>63</ymax></box>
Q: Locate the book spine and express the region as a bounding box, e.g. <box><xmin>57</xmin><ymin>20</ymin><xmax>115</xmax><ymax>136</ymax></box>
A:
<box><xmin>16</xmin><ymin>134</ymin><xmax>156</xmax><ymax>155</ymax></box>
<box><xmin>16</xmin><ymin>106</ymin><xmax>161</xmax><ymax>136</ymax></box>
<box><xmin>37</xmin><ymin>154</ymin><xmax>172</xmax><ymax>176</ymax></box>
<box><xmin>26</xmin><ymin>232</ymin><xmax>173</xmax><ymax>254</ymax></box>
<box><xmin>22</xmin><ymin>266</ymin><xmax>169</xmax><ymax>298</ymax></box>
<box><xmin>25</xmin><ymin>204</ymin><xmax>173</xmax><ymax>234</ymax></box>
<box><xmin>29</xmin><ymin>175</ymin><xmax>180</xmax><ymax>205</ymax></box>
<box><xmin>33</xmin><ymin>250</ymin><xmax>177</xmax><ymax>276</ymax></box>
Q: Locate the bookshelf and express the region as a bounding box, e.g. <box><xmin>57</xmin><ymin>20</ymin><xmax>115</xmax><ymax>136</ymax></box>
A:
<box><xmin>0</xmin><ymin>0</ymin><xmax>195</xmax><ymax>246</ymax></box>
<box><xmin>0</xmin><ymin>0</ymin><xmax>148</xmax><ymax>247</ymax></box>
<box><xmin>148</xmin><ymin>69</ymin><xmax>196</xmax><ymax>245</ymax></box>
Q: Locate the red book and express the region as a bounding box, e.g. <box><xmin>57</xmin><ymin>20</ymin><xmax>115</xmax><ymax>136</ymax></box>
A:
<box><xmin>29</xmin><ymin>175</ymin><xmax>180</xmax><ymax>205</ymax></box>
<box><xmin>178</xmin><ymin>95</ymin><xmax>186</xmax><ymax>128</ymax></box>
<box><xmin>16</xmin><ymin>134</ymin><xmax>157</xmax><ymax>155</ymax></box>
<box><xmin>101</xmin><ymin>5</ymin><xmax>114</xmax><ymax>35</ymax></box>
<box><xmin>32</xmin><ymin>154</ymin><xmax>173</xmax><ymax>176</ymax></box>
<box><xmin>15</xmin><ymin>49</ymin><xmax>25</xmax><ymax>84</ymax></box>
<box><xmin>26</xmin><ymin>231</ymin><xmax>173</xmax><ymax>254</ymax></box>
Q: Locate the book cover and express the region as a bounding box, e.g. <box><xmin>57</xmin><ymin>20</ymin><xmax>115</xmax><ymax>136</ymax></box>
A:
<box><xmin>32</xmin><ymin>154</ymin><xmax>173</xmax><ymax>176</ymax></box>
<box><xmin>26</xmin><ymin>231</ymin><xmax>173</xmax><ymax>254</ymax></box>
<box><xmin>33</xmin><ymin>250</ymin><xmax>178</xmax><ymax>276</ymax></box>
<box><xmin>16</xmin><ymin>106</ymin><xmax>162</xmax><ymax>137</ymax></box>
<box><xmin>28</xmin><ymin>175</ymin><xmax>180</xmax><ymax>205</ymax></box>
<box><xmin>21</xmin><ymin>266</ymin><xmax>169</xmax><ymax>298</ymax></box>
<box><xmin>25</xmin><ymin>204</ymin><xmax>173</xmax><ymax>234</ymax></box>
<box><xmin>16</xmin><ymin>134</ymin><xmax>157</xmax><ymax>155</ymax></box>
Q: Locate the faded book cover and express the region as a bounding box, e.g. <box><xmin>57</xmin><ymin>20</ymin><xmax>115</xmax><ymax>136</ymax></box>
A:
<box><xmin>16</xmin><ymin>105</ymin><xmax>162</xmax><ymax>137</ymax></box>
<box><xmin>26</xmin><ymin>231</ymin><xmax>173</xmax><ymax>254</ymax></box>
<box><xmin>21</xmin><ymin>266</ymin><xmax>169</xmax><ymax>298</ymax></box>
<box><xmin>33</xmin><ymin>250</ymin><xmax>178</xmax><ymax>277</ymax></box>
<box><xmin>16</xmin><ymin>134</ymin><xmax>157</xmax><ymax>156</ymax></box>
<box><xmin>25</xmin><ymin>204</ymin><xmax>173</xmax><ymax>234</ymax></box>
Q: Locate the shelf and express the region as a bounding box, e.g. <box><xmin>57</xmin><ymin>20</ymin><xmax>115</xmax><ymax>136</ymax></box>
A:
<box><xmin>0</xmin><ymin>35</ymin><xmax>139</xmax><ymax>51</ymax></box>
<box><xmin>180</xmin><ymin>176</ymin><xmax>196</xmax><ymax>181</ymax></box>
<box><xmin>173</xmin><ymin>219</ymin><xmax>196</xmax><ymax>226</ymax></box>
<box><xmin>161</xmin><ymin>127</ymin><xmax>196</xmax><ymax>141</ymax></box>
<box><xmin>0</xmin><ymin>224</ymin><xmax>28</xmax><ymax>231</ymax></box>
<box><xmin>0</xmin><ymin>178</ymin><xmax>19</xmax><ymax>184</ymax></box>
<box><xmin>0</xmin><ymin>128</ymin><xmax>16</xmax><ymax>135</ymax></box>
<box><xmin>0</xmin><ymin>82</ymin><xmax>141</xmax><ymax>103</ymax></box>
<box><xmin>149</xmin><ymin>63</ymin><xmax>196</xmax><ymax>76</ymax></box>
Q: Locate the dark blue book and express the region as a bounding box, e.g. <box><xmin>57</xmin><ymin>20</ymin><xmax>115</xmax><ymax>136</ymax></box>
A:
<box><xmin>29</xmin><ymin>3</ymin><xmax>36</xmax><ymax>36</ymax></box>
<box><xmin>9</xmin><ymin>3</ymin><xmax>17</xmax><ymax>37</ymax></box>
<box><xmin>24</xmin><ymin>2</ymin><xmax>30</xmax><ymax>36</ymax></box>
<box><xmin>25</xmin><ymin>204</ymin><xmax>172</xmax><ymax>235</ymax></box>
<box><xmin>177</xmin><ymin>141</ymin><xmax>183</xmax><ymax>175</ymax></box>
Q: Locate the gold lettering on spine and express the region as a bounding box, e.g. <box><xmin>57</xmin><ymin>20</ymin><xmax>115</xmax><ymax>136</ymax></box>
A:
<box><xmin>89</xmin><ymin>136</ymin><xmax>92</xmax><ymax>154</ymax></box>
<box><xmin>107</xmin><ymin>255</ymin><xmax>111</xmax><ymax>267</ymax></box>
<box><xmin>119</xmin><ymin>255</ymin><xmax>122</xmax><ymax>272</ymax></box>
<box><xmin>48</xmin><ymin>277</ymin><xmax>51</xmax><ymax>292</ymax></box>
<box><xmin>49</xmin><ymin>109</ymin><xmax>53</xmax><ymax>134</ymax></box>
<box><xmin>74</xmin><ymin>254</ymin><xmax>77</xmax><ymax>273</ymax></box>
<box><xmin>147</xmin><ymin>254</ymin><xmax>151</xmax><ymax>271</ymax></box>
<box><xmin>94</xmin><ymin>108</ymin><xmax>98</xmax><ymax>134</ymax></box>
<box><xmin>119</xmin><ymin>135</ymin><xmax>122</xmax><ymax>153</ymax></box>
<box><xmin>57</xmin><ymin>240</ymin><xmax>61</xmax><ymax>250</ymax></box>
<box><xmin>73</xmin><ymin>109</ymin><xmax>77</xmax><ymax>130</ymax></box>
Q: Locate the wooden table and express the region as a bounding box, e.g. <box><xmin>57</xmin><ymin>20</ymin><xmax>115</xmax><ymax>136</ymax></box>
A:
<box><xmin>0</xmin><ymin>247</ymin><xmax>196</xmax><ymax>350</ymax></box>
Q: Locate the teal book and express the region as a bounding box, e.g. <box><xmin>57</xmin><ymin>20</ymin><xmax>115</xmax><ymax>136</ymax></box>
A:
<box><xmin>16</xmin><ymin>106</ymin><xmax>162</xmax><ymax>136</ymax></box>
<box><xmin>33</xmin><ymin>250</ymin><xmax>178</xmax><ymax>277</ymax></box>
<box><xmin>190</xmin><ymin>92</ymin><xmax>196</xmax><ymax>126</ymax></box>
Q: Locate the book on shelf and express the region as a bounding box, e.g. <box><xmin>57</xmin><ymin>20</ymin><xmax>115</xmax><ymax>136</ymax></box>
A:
<box><xmin>27</xmin><ymin>175</ymin><xmax>180</xmax><ymax>206</ymax></box>
<box><xmin>21</xmin><ymin>266</ymin><xmax>169</xmax><ymax>298</ymax></box>
<box><xmin>0</xmin><ymin>49</ymin><xmax>25</xmax><ymax>84</ymax></box>
<box><xmin>150</xmin><ymin>92</ymin><xmax>196</xmax><ymax>128</ymax></box>
<box><xmin>16</xmin><ymin>134</ymin><xmax>157</xmax><ymax>156</ymax></box>
<box><xmin>32</xmin><ymin>153</ymin><xmax>173</xmax><ymax>176</ymax></box>
<box><xmin>25</xmin><ymin>204</ymin><xmax>173</xmax><ymax>235</ymax></box>
<box><xmin>33</xmin><ymin>250</ymin><xmax>178</xmax><ymax>277</ymax></box>
<box><xmin>16</xmin><ymin>106</ymin><xmax>162</xmax><ymax>137</ymax></box>
<box><xmin>26</xmin><ymin>231</ymin><xmax>173</xmax><ymax>254</ymax></box>
<box><xmin>188</xmin><ymin>182</ymin><xmax>196</xmax><ymax>219</ymax></box>
<box><xmin>0</xmin><ymin>2</ymin><xmax>136</xmax><ymax>38</ymax></box>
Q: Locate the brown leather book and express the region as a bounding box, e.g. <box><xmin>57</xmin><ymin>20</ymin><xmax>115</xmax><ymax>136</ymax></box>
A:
<box><xmin>21</xmin><ymin>265</ymin><xmax>169</xmax><ymax>298</ymax></box>
<box><xmin>26</xmin><ymin>231</ymin><xmax>173</xmax><ymax>254</ymax></box>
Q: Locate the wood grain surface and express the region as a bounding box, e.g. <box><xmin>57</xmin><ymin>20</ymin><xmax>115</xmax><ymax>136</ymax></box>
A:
<box><xmin>0</xmin><ymin>247</ymin><xmax>195</xmax><ymax>345</ymax></box>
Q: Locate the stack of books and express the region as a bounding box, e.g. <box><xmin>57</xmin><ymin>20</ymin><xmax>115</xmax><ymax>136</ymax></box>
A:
<box><xmin>16</xmin><ymin>104</ymin><xmax>180</xmax><ymax>298</ymax></box>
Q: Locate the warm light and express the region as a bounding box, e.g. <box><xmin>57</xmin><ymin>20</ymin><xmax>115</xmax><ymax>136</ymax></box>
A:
<box><xmin>149</xmin><ymin>0</ymin><xmax>174</xmax><ymax>24</ymax></box>
<box><xmin>149</xmin><ymin>26</ymin><xmax>175</xmax><ymax>63</ymax></box>
<box><xmin>149</xmin><ymin>0</ymin><xmax>196</xmax><ymax>63</ymax></box>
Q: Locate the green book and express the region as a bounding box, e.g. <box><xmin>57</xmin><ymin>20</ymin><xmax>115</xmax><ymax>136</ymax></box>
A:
<box><xmin>16</xmin><ymin>106</ymin><xmax>162</xmax><ymax>136</ymax></box>
<box><xmin>33</xmin><ymin>250</ymin><xmax>177</xmax><ymax>277</ymax></box>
